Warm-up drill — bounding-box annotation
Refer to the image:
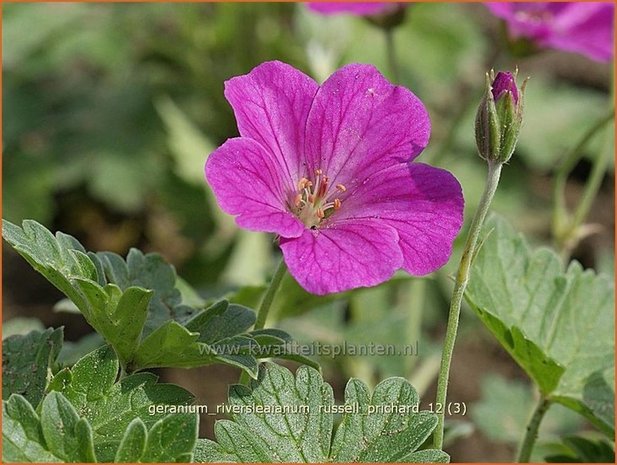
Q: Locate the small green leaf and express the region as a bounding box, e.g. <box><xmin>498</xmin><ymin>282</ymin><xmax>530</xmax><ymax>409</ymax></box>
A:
<box><xmin>48</xmin><ymin>345</ymin><xmax>194</xmax><ymax>462</ymax></box>
<box><xmin>140</xmin><ymin>414</ymin><xmax>198</xmax><ymax>463</ymax></box>
<box><xmin>195</xmin><ymin>363</ymin><xmax>447</xmax><ymax>463</ymax></box>
<box><xmin>331</xmin><ymin>378</ymin><xmax>444</xmax><ymax>462</ymax></box>
<box><xmin>113</xmin><ymin>414</ymin><xmax>198</xmax><ymax>463</ymax></box>
<box><xmin>2</xmin><ymin>220</ymin><xmax>98</xmax><ymax>302</ymax></box>
<box><xmin>184</xmin><ymin>300</ymin><xmax>255</xmax><ymax>343</ymax></box>
<box><xmin>2</xmin><ymin>328</ymin><xmax>63</xmax><ymax>406</ymax></box>
<box><xmin>40</xmin><ymin>392</ymin><xmax>96</xmax><ymax>462</ymax></box>
<box><xmin>94</xmin><ymin>249</ymin><xmax>196</xmax><ymax>334</ymax></box>
<box><xmin>114</xmin><ymin>419</ymin><xmax>147</xmax><ymax>462</ymax></box>
<box><xmin>2</xmin><ymin>395</ymin><xmax>61</xmax><ymax>463</ymax></box>
<box><xmin>70</xmin><ymin>278</ymin><xmax>152</xmax><ymax>364</ymax></box>
<box><xmin>465</xmin><ymin>215</ymin><xmax>615</xmax><ymax>435</ymax></box>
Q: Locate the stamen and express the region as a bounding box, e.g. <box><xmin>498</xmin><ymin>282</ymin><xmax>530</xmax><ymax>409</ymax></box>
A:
<box><xmin>294</xmin><ymin>171</ymin><xmax>346</xmax><ymax>228</ymax></box>
<box><xmin>318</xmin><ymin>176</ymin><xmax>329</xmax><ymax>197</ymax></box>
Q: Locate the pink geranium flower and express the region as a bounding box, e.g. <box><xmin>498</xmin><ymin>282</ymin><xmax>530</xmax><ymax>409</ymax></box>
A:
<box><xmin>486</xmin><ymin>2</ymin><xmax>614</xmax><ymax>62</ymax></box>
<box><xmin>307</xmin><ymin>2</ymin><xmax>403</xmax><ymax>16</ymax></box>
<box><xmin>205</xmin><ymin>61</ymin><xmax>463</xmax><ymax>295</ymax></box>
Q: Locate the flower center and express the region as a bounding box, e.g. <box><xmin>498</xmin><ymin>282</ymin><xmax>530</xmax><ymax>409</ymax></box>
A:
<box><xmin>292</xmin><ymin>169</ymin><xmax>346</xmax><ymax>228</ymax></box>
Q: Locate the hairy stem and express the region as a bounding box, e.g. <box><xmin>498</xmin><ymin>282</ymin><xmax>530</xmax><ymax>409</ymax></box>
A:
<box><xmin>517</xmin><ymin>396</ymin><xmax>550</xmax><ymax>462</ymax></box>
<box><xmin>239</xmin><ymin>258</ymin><xmax>288</xmax><ymax>384</ymax></box>
<box><xmin>433</xmin><ymin>160</ymin><xmax>503</xmax><ymax>449</ymax></box>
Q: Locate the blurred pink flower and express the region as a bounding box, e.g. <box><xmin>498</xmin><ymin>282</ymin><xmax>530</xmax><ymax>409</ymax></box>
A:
<box><xmin>486</xmin><ymin>2</ymin><xmax>614</xmax><ymax>62</ymax></box>
<box><xmin>205</xmin><ymin>61</ymin><xmax>463</xmax><ymax>295</ymax></box>
<box><xmin>307</xmin><ymin>2</ymin><xmax>403</xmax><ymax>16</ymax></box>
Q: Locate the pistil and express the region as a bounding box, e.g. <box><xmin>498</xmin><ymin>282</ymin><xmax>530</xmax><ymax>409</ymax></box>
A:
<box><xmin>292</xmin><ymin>169</ymin><xmax>345</xmax><ymax>228</ymax></box>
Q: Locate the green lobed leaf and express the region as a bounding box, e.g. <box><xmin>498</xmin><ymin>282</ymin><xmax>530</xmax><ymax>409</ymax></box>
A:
<box><xmin>331</xmin><ymin>378</ymin><xmax>446</xmax><ymax>462</ymax></box>
<box><xmin>2</xmin><ymin>219</ymin><xmax>99</xmax><ymax>302</ymax></box>
<box><xmin>465</xmin><ymin>215</ymin><xmax>615</xmax><ymax>435</ymax></box>
<box><xmin>114</xmin><ymin>414</ymin><xmax>198</xmax><ymax>463</ymax></box>
<box><xmin>2</xmin><ymin>394</ymin><xmax>61</xmax><ymax>463</ymax></box>
<box><xmin>40</xmin><ymin>392</ymin><xmax>97</xmax><ymax>462</ymax></box>
<box><xmin>114</xmin><ymin>419</ymin><xmax>147</xmax><ymax>462</ymax></box>
<box><xmin>47</xmin><ymin>345</ymin><xmax>194</xmax><ymax>462</ymax></box>
<box><xmin>139</xmin><ymin>414</ymin><xmax>198</xmax><ymax>463</ymax></box>
<box><xmin>3</xmin><ymin>220</ymin><xmax>311</xmax><ymax>377</ymax></box>
<box><xmin>2</xmin><ymin>219</ymin><xmax>152</xmax><ymax>367</ymax></box>
<box><xmin>94</xmin><ymin>248</ymin><xmax>197</xmax><ymax>335</ymax></box>
<box><xmin>2</xmin><ymin>328</ymin><xmax>63</xmax><ymax>406</ymax></box>
<box><xmin>194</xmin><ymin>362</ymin><xmax>448</xmax><ymax>463</ymax></box>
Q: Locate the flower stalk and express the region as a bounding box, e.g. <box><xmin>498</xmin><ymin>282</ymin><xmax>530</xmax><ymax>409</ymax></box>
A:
<box><xmin>517</xmin><ymin>396</ymin><xmax>551</xmax><ymax>462</ymax></box>
<box><xmin>239</xmin><ymin>258</ymin><xmax>287</xmax><ymax>385</ymax></box>
<box><xmin>433</xmin><ymin>159</ymin><xmax>503</xmax><ymax>449</ymax></box>
<box><xmin>384</xmin><ymin>28</ymin><xmax>399</xmax><ymax>82</ymax></box>
<box><xmin>434</xmin><ymin>69</ymin><xmax>525</xmax><ymax>449</ymax></box>
<box><xmin>254</xmin><ymin>258</ymin><xmax>288</xmax><ymax>331</ymax></box>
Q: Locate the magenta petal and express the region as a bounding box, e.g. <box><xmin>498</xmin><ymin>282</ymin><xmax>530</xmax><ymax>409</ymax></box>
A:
<box><xmin>304</xmin><ymin>63</ymin><xmax>430</xmax><ymax>192</ymax></box>
<box><xmin>224</xmin><ymin>61</ymin><xmax>319</xmax><ymax>185</ymax></box>
<box><xmin>280</xmin><ymin>219</ymin><xmax>403</xmax><ymax>295</ymax></box>
<box><xmin>486</xmin><ymin>2</ymin><xmax>614</xmax><ymax>62</ymax></box>
<box><xmin>547</xmin><ymin>3</ymin><xmax>614</xmax><ymax>62</ymax></box>
<box><xmin>337</xmin><ymin>162</ymin><xmax>464</xmax><ymax>275</ymax></box>
<box><xmin>205</xmin><ymin>137</ymin><xmax>304</xmax><ymax>238</ymax></box>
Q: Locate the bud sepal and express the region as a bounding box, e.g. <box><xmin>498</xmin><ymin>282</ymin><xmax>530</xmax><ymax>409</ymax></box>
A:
<box><xmin>475</xmin><ymin>69</ymin><xmax>527</xmax><ymax>164</ymax></box>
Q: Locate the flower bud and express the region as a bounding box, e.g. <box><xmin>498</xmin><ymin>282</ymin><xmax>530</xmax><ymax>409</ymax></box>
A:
<box><xmin>475</xmin><ymin>69</ymin><xmax>527</xmax><ymax>164</ymax></box>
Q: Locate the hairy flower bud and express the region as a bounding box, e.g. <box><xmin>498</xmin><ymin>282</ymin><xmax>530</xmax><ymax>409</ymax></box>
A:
<box><xmin>475</xmin><ymin>70</ymin><xmax>527</xmax><ymax>164</ymax></box>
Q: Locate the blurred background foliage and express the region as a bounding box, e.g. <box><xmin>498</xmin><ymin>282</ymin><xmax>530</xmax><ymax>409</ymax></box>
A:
<box><xmin>3</xmin><ymin>2</ymin><xmax>614</xmax><ymax>461</ymax></box>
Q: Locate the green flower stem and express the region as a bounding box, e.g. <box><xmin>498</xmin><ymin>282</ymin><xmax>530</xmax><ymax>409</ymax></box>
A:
<box><xmin>239</xmin><ymin>258</ymin><xmax>288</xmax><ymax>385</ymax></box>
<box><xmin>517</xmin><ymin>396</ymin><xmax>550</xmax><ymax>463</ymax></box>
<box><xmin>254</xmin><ymin>258</ymin><xmax>288</xmax><ymax>330</ymax></box>
<box><xmin>384</xmin><ymin>28</ymin><xmax>399</xmax><ymax>83</ymax></box>
<box><xmin>433</xmin><ymin>159</ymin><xmax>503</xmax><ymax>449</ymax></box>
<box><xmin>552</xmin><ymin>109</ymin><xmax>614</xmax><ymax>256</ymax></box>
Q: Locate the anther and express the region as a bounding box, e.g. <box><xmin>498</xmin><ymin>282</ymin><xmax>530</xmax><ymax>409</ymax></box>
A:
<box><xmin>294</xmin><ymin>194</ymin><xmax>303</xmax><ymax>207</ymax></box>
<box><xmin>316</xmin><ymin>209</ymin><xmax>325</xmax><ymax>219</ymax></box>
<box><xmin>318</xmin><ymin>177</ymin><xmax>329</xmax><ymax>197</ymax></box>
<box><xmin>336</xmin><ymin>184</ymin><xmax>347</xmax><ymax>192</ymax></box>
<box><xmin>315</xmin><ymin>169</ymin><xmax>323</xmax><ymax>176</ymax></box>
<box><xmin>298</xmin><ymin>177</ymin><xmax>310</xmax><ymax>190</ymax></box>
<box><xmin>334</xmin><ymin>198</ymin><xmax>342</xmax><ymax>210</ymax></box>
